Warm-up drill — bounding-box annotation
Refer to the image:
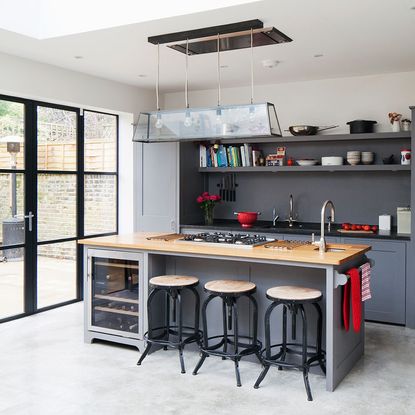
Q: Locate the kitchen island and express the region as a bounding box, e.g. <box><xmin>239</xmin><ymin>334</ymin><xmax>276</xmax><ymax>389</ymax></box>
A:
<box><xmin>79</xmin><ymin>232</ymin><xmax>371</xmax><ymax>392</ymax></box>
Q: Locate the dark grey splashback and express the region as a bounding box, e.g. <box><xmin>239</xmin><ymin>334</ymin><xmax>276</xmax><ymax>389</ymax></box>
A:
<box><xmin>207</xmin><ymin>171</ymin><xmax>410</xmax><ymax>225</ymax></box>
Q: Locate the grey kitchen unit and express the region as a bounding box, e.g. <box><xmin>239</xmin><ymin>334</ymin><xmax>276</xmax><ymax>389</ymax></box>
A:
<box><xmin>342</xmin><ymin>238</ymin><xmax>407</xmax><ymax>325</ymax></box>
<box><xmin>84</xmin><ymin>248</ymin><xmax>146</xmax><ymax>349</ymax></box>
<box><xmin>181</xmin><ymin>226</ymin><xmax>408</xmax><ymax>325</ymax></box>
<box><xmin>80</xmin><ymin>232</ymin><xmax>371</xmax><ymax>392</ymax></box>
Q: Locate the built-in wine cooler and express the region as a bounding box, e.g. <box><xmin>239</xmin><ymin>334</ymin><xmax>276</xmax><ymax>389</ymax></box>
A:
<box><xmin>86</xmin><ymin>249</ymin><xmax>144</xmax><ymax>341</ymax></box>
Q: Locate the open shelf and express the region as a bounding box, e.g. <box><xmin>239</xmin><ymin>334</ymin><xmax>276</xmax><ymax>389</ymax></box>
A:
<box><xmin>216</xmin><ymin>131</ymin><xmax>411</xmax><ymax>144</ymax></box>
<box><xmin>199</xmin><ymin>165</ymin><xmax>411</xmax><ymax>173</ymax></box>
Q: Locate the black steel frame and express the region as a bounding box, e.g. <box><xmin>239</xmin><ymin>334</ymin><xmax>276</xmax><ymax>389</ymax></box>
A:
<box><xmin>253</xmin><ymin>296</ymin><xmax>326</xmax><ymax>401</ymax></box>
<box><xmin>137</xmin><ymin>283</ymin><xmax>202</xmax><ymax>374</ymax></box>
<box><xmin>0</xmin><ymin>94</ymin><xmax>119</xmax><ymax>323</ymax></box>
<box><xmin>193</xmin><ymin>289</ymin><xmax>262</xmax><ymax>387</ymax></box>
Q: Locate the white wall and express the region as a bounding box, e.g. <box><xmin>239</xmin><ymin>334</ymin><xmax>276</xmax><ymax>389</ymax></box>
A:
<box><xmin>0</xmin><ymin>51</ymin><xmax>155</xmax><ymax>233</ymax></box>
<box><xmin>164</xmin><ymin>71</ymin><xmax>415</xmax><ymax>132</ymax></box>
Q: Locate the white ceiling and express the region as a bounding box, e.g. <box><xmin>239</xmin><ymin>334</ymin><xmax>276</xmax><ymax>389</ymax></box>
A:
<box><xmin>0</xmin><ymin>0</ymin><xmax>415</xmax><ymax>93</ymax></box>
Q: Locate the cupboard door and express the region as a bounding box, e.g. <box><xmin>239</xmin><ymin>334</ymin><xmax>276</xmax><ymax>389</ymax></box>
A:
<box><xmin>135</xmin><ymin>142</ymin><xmax>179</xmax><ymax>232</ymax></box>
<box><xmin>343</xmin><ymin>238</ymin><xmax>406</xmax><ymax>324</ymax></box>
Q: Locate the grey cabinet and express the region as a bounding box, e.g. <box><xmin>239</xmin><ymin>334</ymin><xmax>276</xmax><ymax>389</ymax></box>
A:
<box><xmin>342</xmin><ymin>238</ymin><xmax>406</xmax><ymax>325</ymax></box>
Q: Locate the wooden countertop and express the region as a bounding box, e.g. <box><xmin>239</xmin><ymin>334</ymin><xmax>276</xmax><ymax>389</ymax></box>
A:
<box><xmin>78</xmin><ymin>233</ymin><xmax>370</xmax><ymax>266</ymax></box>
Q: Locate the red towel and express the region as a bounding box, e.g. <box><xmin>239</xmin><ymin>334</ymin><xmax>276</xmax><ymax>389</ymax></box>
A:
<box><xmin>342</xmin><ymin>268</ymin><xmax>362</xmax><ymax>332</ymax></box>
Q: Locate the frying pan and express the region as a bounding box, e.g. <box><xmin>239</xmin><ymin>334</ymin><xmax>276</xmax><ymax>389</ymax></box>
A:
<box><xmin>286</xmin><ymin>125</ymin><xmax>338</xmax><ymax>136</ymax></box>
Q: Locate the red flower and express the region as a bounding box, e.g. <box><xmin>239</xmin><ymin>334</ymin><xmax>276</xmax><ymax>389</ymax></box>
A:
<box><xmin>209</xmin><ymin>195</ymin><xmax>221</xmax><ymax>201</ymax></box>
<box><xmin>202</xmin><ymin>192</ymin><xmax>209</xmax><ymax>197</ymax></box>
<box><xmin>196</xmin><ymin>196</ymin><xmax>204</xmax><ymax>203</ymax></box>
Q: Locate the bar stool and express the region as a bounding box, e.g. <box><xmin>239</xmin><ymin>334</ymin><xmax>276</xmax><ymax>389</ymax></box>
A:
<box><xmin>137</xmin><ymin>275</ymin><xmax>202</xmax><ymax>374</ymax></box>
<box><xmin>254</xmin><ymin>285</ymin><xmax>325</xmax><ymax>401</ymax></box>
<box><xmin>193</xmin><ymin>280</ymin><xmax>262</xmax><ymax>387</ymax></box>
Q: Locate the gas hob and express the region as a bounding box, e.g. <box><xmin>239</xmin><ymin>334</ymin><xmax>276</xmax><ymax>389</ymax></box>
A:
<box><xmin>179</xmin><ymin>232</ymin><xmax>275</xmax><ymax>248</ymax></box>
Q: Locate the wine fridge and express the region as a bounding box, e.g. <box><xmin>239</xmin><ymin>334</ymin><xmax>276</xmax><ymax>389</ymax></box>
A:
<box><xmin>86</xmin><ymin>249</ymin><xmax>144</xmax><ymax>342</ymax></box>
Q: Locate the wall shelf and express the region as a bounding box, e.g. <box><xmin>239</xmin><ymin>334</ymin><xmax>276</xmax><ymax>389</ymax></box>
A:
<box><xmin>199</xmin><ymin>165</ymin><xmax>411</xmax><ymax>173</ymax></box>
<box><xmin>215</xmin><ymin>131</ymin><xmax>411</xmax><ymax>144</ymax></box>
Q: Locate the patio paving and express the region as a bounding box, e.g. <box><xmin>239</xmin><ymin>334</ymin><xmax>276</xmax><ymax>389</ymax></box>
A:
<box><xmin>0</xmin><ymin>256</ymin><xmax>76</xmax><ymax>319</ymax></box>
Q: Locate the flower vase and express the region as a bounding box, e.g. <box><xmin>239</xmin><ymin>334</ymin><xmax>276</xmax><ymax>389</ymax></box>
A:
<box><xmin>204</xmin><ymin>206</ymin><xmax>214</xmax><ymax>226</ymax></box>
<box><xmin>392</xmin><ymin>120</ymin><xmax>401</xmax><ymax>132</ymax></box>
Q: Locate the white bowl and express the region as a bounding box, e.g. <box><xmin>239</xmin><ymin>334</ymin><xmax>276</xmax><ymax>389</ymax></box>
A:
<box><xmin>347</xmin><ymin>159</ymin><xmax>360</xmax><ymax>165</ymax></box>
<box><xmin>322</xmin><ymin>156</ymin><xmax>343</xmax><ymax>166</ymax></box>
<box><xmin>297</xmin><ymin>159</ymin><xmax>318</xmax><ymax>166</ymax></box>
<box><xmin>347</xmin><ymin>151</ymin><xmax>361</xmax><ymax>155</ymax></box>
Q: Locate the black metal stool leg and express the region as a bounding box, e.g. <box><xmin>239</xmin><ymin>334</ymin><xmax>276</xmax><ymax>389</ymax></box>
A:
<box><xmin>299</xmin><ymin>304</ymin><xmax>313</xmax><ymax>401</ymax></box>
<box><xmin>137</xmin><ymin>288</ymin><xmax>158</xmax><ymax>365</ymax></box>
<box><xmin>312</xmin><ymin>302</ymin><xmax>326</xmax><ymax>374</ymax></box>
<box><xmin>279</xmin><ymin>305</ymin><xmax>288</xmax><ymax>370</ymax></box>
<box><xmin>163</xmin><ymin>290</ymin><xmax>170</xmax><ymax>350</ymax></box>
<box><xmin>193</xmin><ymin>294</ymin><xmax>216</xmax><ymax>376</ymax></box>
<box><xmin>188</xmin><ymin>287</ymin><xmax>201</xmax><ymax>343</ymax></box>
<box><xmin>177</xmin><ymin>291</ymin><xmax>186</xmax><ymax>374</ymax></box>
<box><xmin>222</xmin><ymin>299</ymin><xmax>228</xmax><ymax>359</ymax></box>
<box><xmin>254</xmin><ymin>364</ymin><xmax>270</xmax><ymax>389</ymax></box>
<box><xmin>247</xmin><ymin>294</ymin><xmax>261</xmax><ymax>364</ymax></box>
<box><xmin>232</xmin><ymin>298</ymin><xmax>242</xmax><ymax>387</ymax></box>
<box><xmin>137</xmin><ymin>343</ymin><xmax>152</xmax><ymax>366</ymax></box>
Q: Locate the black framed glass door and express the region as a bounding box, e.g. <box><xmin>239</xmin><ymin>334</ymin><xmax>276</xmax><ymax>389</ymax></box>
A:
<box><xmin>0</xmin><ymin>96</ymin><xmax>26</xmax><ymax>320</ymax></box>
<box><xmin>0</xmin><ymin>95</ymin><xmax>119</xmax><ymax>322</ymax></box>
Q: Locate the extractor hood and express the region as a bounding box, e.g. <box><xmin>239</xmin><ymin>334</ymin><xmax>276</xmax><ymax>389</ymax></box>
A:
<box><xmin>133</xmin><ymin>102</ymin><xmax>282</xmax><ymax>143</ymax></box>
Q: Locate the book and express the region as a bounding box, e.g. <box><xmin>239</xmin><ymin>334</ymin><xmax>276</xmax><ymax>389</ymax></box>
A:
<box><xmin>206</xmin><ymin>146</ymin><xmax>212</xmax><ymax>167</ymax></box>
<box><xmin>240</xmin><ymin>145</ymin><xmax>246</xmax><ymax>167</ymax></box>
<box><xmin>252</xmin><ymin>149</ymin><xmax>261</xmax><ymax>167</ymax></box>
<box><xmin>243</xmin><ymin>143</ymin><xmax>250</xmax><ymax>166</ymax></box>
<box><xmin>218</xmin><ymin>145</ymin><xmax>228</xmax><ymax>167</ymax></box>
<box><xmin>199</xmin><ymin>144</ymin><xmax>207</xmax><ymax>167</ymax></box>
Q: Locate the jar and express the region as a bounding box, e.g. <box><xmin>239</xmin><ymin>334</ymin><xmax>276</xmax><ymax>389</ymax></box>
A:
<box><xmin>401</xmin><ymin>149</ymin><xmax>411</xmax><ymax>165</ymax></box>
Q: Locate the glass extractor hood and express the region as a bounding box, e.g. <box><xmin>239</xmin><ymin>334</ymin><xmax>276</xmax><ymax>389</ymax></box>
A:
<box><xmin>133</xmin><ymin>102</ymin><xmax>282</xmax><ymax>143</ymax></box>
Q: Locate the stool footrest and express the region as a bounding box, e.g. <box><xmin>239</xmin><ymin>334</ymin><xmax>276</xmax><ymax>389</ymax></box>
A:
<box><xmin>260</xmin><ymin>343</ymin><xmax>326</xmax><ymax>369</ymax></box>
<box><xmin>144</xmin><ymin>325</ymin><xmax>202</xmax><ymax>348</ymax></box>
<box><xmin>201</xmin><ymin>334</ymin><xmax>262</xmax><ymax>359</ymax></box>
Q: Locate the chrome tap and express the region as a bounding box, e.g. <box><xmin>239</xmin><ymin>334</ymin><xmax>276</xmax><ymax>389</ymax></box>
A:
<box><xmin>272</xmin><ymin>207</ymin><xmax>279</xmax><ymax>227</ymax></box>
<box><xmin>286</xmin><ymin>194</ymin><xmax>297</xmax><ymax>227</ymax></box>
<box><xmin>316</xmin><ymin>200</ymin><xmax>335</xmax><ymax>253</ymax></box>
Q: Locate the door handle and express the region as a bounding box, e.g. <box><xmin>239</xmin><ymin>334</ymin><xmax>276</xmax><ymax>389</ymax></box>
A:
<box><xmin>24</xmin><ymin>211</ymin><xmax>35</xmax><ymax>232</ymax></box>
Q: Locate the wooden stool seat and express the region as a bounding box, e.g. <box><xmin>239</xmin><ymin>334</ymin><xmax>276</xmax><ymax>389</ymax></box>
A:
<box><xmin>267</xmin><ymin>285</ymin><xmax>322</xmax><ymax>302</ymax></box>
<box><xmin>150</xmin><ymin>275</ymin><xmax>199</xmax><ymax>288</ymax></box>
<box><xmin>205</xmin><ymin>279</ymin><xmax>256</xmax><ymax>294</ymax></box>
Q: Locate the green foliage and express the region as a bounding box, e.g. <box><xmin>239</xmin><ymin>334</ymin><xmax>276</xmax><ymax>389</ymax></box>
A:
<box><xmin>0</xmin><ymin>101</ymin><xmax>23</xmax><ymax>118</ymax></box>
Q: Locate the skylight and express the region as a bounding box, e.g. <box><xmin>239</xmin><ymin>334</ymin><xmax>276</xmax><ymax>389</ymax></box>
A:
<box><xmin>0</xmin><ymin>0</ymin><xmax>258</xmax><ymax>39</ymax></box>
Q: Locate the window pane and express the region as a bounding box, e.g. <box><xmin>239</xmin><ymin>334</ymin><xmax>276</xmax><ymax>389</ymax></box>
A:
<box><xmin>0</xmin><ymin>100</ymin><xmax>24</xmax><ymax>169</ymax></box>
<box><xmin>0</xmin><ymin>248</ymin><xmax>24</xmax><ymax>319</ymax></box>
<box><xmin>84</xmin><ymin>111</ymin><xmax>117</xmax><ymax>172</ymax></box>
<box><xmin>37</xmin><ymin>241</ymin><xmax>77</xmax><ymax>308</ymax></box>
<box><xmin>38</xmin><ymin>174</ymin><xmax>76</xmax><ymax>242</ymax></box>
<box><xmin>85</xmin><ymin>174</ymin><xmax>116</xmax><ymax>235</ymax></box>
<box><xmin>0</xmin><ymin>173</ymin><xmax>24</xmax><ymax>247</ymax></box>
<box><xmin>37</xmin><ymin>106</ymin><xmax>77</xmax><ymax>171</ymax></box>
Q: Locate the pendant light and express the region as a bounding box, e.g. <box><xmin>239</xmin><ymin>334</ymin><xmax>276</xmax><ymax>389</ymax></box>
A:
<box><xmin>133</xmin><ymin>26</ymin><xmax>283</xmax><ymax>143</ymax></box>
<box><xmin>216</xmin><ymin>34</ymin><xmax>222</xmax><ymax>124</ymax></box>
<box><xmin>155</xmin><ymin>43</ymin><xmax>163</xmax><ymax>129</ymax></box>
<box><xmin>183</xmin><ymin>39</ymin><xmax>192</xmax><ymax>127</ymax></box>
<box><xmin>249</xmin><ymin>28</ymin><xmax>256</xmax><ymax>123</ymax></box>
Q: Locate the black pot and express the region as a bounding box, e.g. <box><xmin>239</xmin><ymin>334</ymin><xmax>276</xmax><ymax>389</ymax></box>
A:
<box><xmin>346</xmin><ymin>120</ymin><xmax>377</xmax><ymax>134</ymax></box>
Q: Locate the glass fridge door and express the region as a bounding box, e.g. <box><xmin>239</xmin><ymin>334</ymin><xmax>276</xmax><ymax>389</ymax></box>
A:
<box><xmin>88</xmin><ymin>251</ymin><xmax>142</xmax><ymax>338</ymax></box>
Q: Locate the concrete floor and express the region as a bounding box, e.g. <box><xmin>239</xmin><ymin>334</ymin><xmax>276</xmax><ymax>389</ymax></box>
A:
<box><xmin>0</xmin><ymin>303</ymin><xmax>414</xmax><ymax>415</ymax></box>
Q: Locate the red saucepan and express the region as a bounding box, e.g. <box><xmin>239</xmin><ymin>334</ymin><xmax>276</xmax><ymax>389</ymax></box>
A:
<box><xmin>234</xmin><ymin>211</ymin><xmax>261</xmax><ymax>228</ymax></box>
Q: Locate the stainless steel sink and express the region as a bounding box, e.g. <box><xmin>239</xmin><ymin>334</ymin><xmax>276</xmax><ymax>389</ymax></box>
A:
<box><xmin>314</xmin><ymin>247</ymin><xmax>345</xmax><ymax>253</ymax></box>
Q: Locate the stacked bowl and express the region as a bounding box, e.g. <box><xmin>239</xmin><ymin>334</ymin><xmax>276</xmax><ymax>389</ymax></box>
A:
<box><xmin>347</xmin><ymin>151</ymin><xmax>361</xmax><ymax>165</ymax></box>
<box><xmin>361</xmin><ymin>152</ymin><xmax>374</xmax><ymax>165</ymax></box>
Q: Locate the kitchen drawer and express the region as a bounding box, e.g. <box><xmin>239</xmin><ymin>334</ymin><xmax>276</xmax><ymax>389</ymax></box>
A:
<box><xmin>342</xmin><ymin>238</ymin><xmax>406</xmax><ymax>325</ymax></box>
